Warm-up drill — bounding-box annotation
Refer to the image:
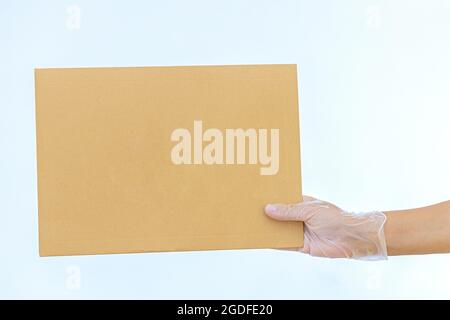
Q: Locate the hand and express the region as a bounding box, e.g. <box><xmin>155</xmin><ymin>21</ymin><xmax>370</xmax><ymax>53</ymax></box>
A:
<box><xmin>265</xmin><ymin>196</ymin><xmax>388</xmax><ymax>260</ymax></box>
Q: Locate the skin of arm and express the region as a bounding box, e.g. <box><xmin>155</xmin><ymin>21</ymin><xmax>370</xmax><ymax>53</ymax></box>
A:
<box><xmin>384</xmin><ymin>201</ymin><xmax>450</xmax><ymax>256</ymax></box>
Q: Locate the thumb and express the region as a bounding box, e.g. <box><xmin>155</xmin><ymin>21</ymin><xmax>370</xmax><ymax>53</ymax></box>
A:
<box><xmin>264</xmin><ymin>201</ymin><xmax>316</xmax><ymax>222</ymax></box>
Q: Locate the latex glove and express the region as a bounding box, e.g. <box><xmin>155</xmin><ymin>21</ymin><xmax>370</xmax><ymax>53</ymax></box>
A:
<box><xmin>265</xmin><ymin>196</ymin><xmax>388</xmax><ymax>260</ymax></box>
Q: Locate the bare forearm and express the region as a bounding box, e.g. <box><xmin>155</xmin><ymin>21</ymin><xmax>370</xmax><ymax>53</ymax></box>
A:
<box><xmin>384</xmin><ymin>201</ymin><xmax>450</xmax><ymax>256</ymax></box>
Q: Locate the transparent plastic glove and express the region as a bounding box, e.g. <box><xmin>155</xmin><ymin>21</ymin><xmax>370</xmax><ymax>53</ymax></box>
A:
<box><xmin>265</xmin><ymin>196</ymin><xmax>388</xmax><ymax>260</ymax></box>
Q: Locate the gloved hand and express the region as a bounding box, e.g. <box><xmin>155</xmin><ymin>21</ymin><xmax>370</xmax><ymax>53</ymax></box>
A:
<box><xmin>265</xmin><ymin>196</ymin><xmax>388</xmax><ymax>260</ymax></box>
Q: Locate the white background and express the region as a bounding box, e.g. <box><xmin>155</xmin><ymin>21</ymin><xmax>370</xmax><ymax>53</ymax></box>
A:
<box><xmin>1</xmin><ymin>0</ymin><xmax>449</xmax><ymax>298</ymax></box>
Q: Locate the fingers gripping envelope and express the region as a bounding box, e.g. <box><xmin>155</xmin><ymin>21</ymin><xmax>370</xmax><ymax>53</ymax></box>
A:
<box><xmin>34</xmin><ymin>64</ymin><xmax>303</xmax><ymax>256</ymax></box>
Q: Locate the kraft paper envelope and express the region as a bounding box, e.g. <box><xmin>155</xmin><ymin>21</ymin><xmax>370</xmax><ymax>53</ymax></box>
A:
<box><xmin>35</xmin><ymin>64</ymin><xmax>303</xmax><ymax>256</ymax></box>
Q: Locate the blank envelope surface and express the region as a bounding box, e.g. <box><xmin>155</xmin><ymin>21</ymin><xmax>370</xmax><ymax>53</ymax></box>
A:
<box><xmin>35</xmin><ymin>64</ymin><xmax>303</xmax><ymax>256</ymax></box>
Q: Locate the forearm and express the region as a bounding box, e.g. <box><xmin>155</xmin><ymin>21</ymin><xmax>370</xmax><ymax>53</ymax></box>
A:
<box><xmin>384</xmin><ymin>201</ymin><xmax>450</xmax><ymax>256</ymax></box>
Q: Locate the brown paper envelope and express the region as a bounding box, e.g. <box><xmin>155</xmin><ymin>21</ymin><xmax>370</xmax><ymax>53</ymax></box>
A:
<box><xmin>35</xmin><ymin>64</ymin><xmax>303</xmax><ymax>256</ymax></box>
